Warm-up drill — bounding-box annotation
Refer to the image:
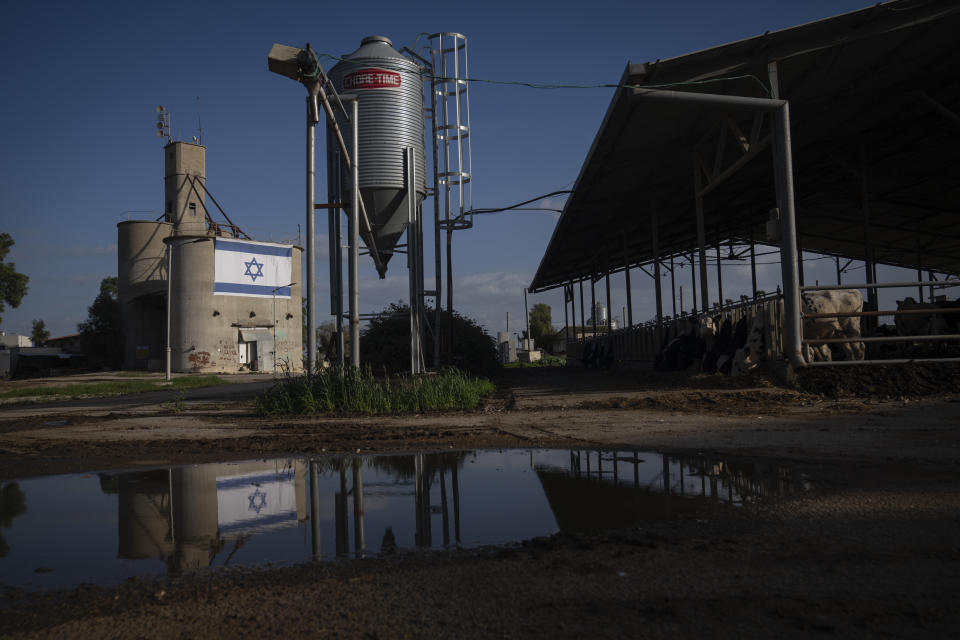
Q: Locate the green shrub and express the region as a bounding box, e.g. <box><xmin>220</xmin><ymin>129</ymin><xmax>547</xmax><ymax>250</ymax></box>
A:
<box><xmin>255</xmin><ymin>366</ymin><xmax>495</xmax><ymax>416</ymax></box>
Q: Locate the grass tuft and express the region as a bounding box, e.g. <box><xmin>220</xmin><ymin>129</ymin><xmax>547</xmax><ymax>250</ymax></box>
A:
<box><xmin>255</xmin><ymin>366</ymin><xmax>495</xmax><ymax>416</ymax></box>
<box><xmin>0</xmin><ymin>376</ymin><xmax>226</xmax><ymax>401</ymax></box>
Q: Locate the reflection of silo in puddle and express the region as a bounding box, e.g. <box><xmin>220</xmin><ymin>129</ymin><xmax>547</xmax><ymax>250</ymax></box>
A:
<box><xmin>169</xmin><ymin>461</ymin><xmax>309</xmax><ymax>570</ymax></box>
<box><xmin>118</xmin><ymin>471</ymin><xmax>174</xmax><ymax>560</ymax></box>
<box><xmin>171</xmin><ymin>465</ymin><xmax>221</xmax><ymax>570</ymax></box>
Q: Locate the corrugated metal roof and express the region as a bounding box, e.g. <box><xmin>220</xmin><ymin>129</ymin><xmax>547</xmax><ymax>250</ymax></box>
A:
<box><xmin>531</xmin><ymin>0</ymin><xmax>960</xmax><ymax>292</ymax></box>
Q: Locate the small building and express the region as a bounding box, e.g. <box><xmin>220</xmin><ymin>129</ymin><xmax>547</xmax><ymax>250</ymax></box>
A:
<box><xmin>46</xmin><ymin>333</ymin><xmax>83</xmax><ymax>354</ymax></box>
<box><xmin>0</xmin><ymin>332</ymin><xmax>32</xmax><ymax>349</ymax></box>
<box><xmin>118</xmin><ymin>141</ymin><xmax>303</xmax><ymax>374</ymax></box>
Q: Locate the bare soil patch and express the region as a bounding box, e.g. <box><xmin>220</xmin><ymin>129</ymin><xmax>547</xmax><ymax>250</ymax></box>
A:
<box><xmin>2</xmin><ymin>364</ymin><xmax>960</xmax><ymax>637</ymax></box>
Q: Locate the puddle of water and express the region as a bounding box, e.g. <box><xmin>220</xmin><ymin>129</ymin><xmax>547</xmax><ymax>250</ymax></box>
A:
<box><xmin>0</xmin><ymin>449</ymin><xmax>804</xmax><ymax>590</ymax></box>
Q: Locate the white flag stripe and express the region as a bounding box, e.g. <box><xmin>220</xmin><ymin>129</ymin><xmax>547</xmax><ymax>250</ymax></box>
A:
<box><xmin>214</xmin><ymin>239</ymin><xmax>293</xmax><ymax>298</ymax></box>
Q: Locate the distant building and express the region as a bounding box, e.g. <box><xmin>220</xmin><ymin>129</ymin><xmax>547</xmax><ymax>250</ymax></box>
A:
<box><xmin>0</xmin><ymin>332</ymin><xmax>32</xmax><ymax>348</ymax></box>
<box><xmin>46</xmin><ymin>333</ymin><xmax>83</xmax><ymax>354</ymax></box>
<box><xmin>117</xmin><ymin>142</ymin><xmax>303</xmax><ymax>374</ymax></box>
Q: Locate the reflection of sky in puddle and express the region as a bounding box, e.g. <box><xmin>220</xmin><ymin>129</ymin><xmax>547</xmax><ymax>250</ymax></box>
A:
<box><xmin>0</xmin><ymin>450</ymin><xmax>804</xmax><ymax>590</ymax></box>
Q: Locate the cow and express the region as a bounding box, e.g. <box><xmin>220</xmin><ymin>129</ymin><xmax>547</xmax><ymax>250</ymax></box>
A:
<box><xmin>654</xmin><ymin>315</ymin><xmax>716</xmax><ymax>372</ymax></box>
<box><xmin>732</xmin><ymin>313</ymin><xmax>765</xmax><ymax>375</ymax></box>
<box><xmin>895</xmin><ymin>297</ymin><xmax>960</xmax><ymax>337</ymax></box>
<box><xmin>895</xmin><ymin>296</ymin><xmax>960</xmax><ymax>355</ymax></box>
<box><xmin>801</xmin><ymin>289</ymin><xmax>865</xmax><ymax>362</ymax></box>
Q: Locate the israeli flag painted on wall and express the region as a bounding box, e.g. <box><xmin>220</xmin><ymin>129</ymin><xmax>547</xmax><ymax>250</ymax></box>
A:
<box><xmin>214</xmin><ymin>239</ymin><xmax>293</xmax><ymax>298</ymax></box>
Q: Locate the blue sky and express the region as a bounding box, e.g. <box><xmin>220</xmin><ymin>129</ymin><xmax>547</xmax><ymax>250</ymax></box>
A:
<box><xmin>1</xmin><ymin>0</ymin><xmax>890</xmax><ymax>341</ymax></box>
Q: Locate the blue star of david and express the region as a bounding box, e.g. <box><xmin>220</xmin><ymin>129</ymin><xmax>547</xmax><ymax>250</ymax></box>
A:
<box><xmin>248</xmin><ymin>488</ymin><xmax>268</xmax><ymax>514</ymax></box>
<box><xmin>243</xmin><ymin>257</ymin><xmax>264</xmax><ymax>282</ymax></box>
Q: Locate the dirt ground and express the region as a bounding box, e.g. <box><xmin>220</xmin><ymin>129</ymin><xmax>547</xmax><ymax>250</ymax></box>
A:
<box><xmin>2</xmin><ymin>365</ymin><xmax>960</xmax><ymax>638</ymax></box>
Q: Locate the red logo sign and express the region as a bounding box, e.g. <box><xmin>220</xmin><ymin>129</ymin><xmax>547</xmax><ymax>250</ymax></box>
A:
<box><xmin>343</xmin><ymin>68</ymin><xmax>402</xmax><ymax>90</ymax></box>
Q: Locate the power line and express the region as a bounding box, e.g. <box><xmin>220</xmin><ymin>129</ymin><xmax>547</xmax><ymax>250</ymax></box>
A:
<box><xmin>466</xmin><ymin>190</ymin><xmax>572</xmax><ymax>216</ymax></box>
<box><xmin>316</xmin><ymin>52</ymin><xmax>770</xmax><ymax>96</ymax></box>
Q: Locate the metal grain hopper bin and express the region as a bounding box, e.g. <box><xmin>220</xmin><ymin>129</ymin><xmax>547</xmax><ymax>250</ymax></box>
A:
<box><xmin>328</xmin><ymin>36</ymin><xmax>427</xmax><ymax>271</ymax></box>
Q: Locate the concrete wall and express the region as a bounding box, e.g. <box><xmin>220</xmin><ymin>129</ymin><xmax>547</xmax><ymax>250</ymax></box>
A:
<box><xmin>169</xmin><ymin>236</ymin><xmax>303</xmax><ymax>373</ymax></box>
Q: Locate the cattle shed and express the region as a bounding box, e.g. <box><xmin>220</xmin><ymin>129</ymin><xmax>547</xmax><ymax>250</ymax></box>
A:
<box><xmin>530</xmin><ymin>0</ymin><xmax>960</xmax><ymax>371</ymax></box>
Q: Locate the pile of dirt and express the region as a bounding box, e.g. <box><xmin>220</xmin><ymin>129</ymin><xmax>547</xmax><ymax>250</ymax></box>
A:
<box><xmin>795</xmin><ymin>361</ymin><xmax>960</xmax><ymax>398</ymax></box>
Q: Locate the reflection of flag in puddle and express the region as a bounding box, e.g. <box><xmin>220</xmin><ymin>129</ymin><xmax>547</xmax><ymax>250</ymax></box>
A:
<box><xmin>216</xmin><ymin>470</ymin><xmax>297</xmax><ymax>536</ymax></box>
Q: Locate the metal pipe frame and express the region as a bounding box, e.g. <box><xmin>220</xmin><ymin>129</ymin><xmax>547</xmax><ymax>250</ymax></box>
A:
<box><xmin>348</xmin><ymin>97</ymin><xmax>360</xmax><ymax>367</ymax></box>
<box><xmin>802</xmin><ymin>279</ymin><xmax>960</xmax><ymax>291</ymax></box>
<box><xmin>632</xmin><ymin>82</ymin><xmax>802</xmax><ymax>367</ymax></box>
<box><xmin>805</xmin><ymin>307</ymin><xmax>960</xmax><ymax>319</ymax></box>
<box><xmin>306</xmin><ymin>97</ymin><xmax>317</xmax><ymax>373</ymax></box>
<box><xmin>314</xmin><ymin>86</ymin><xmax>385</xmax><ymax>277</ymax></box>
<box><xmin>406</xmin><ymin>146</ymin><xmax>423</xmax><ymax>374</ymax></box>
<box><xmin>327</xmin><ymin>137</ymin><xmax>345</xmax><ymax>365</ymax></box>
<box><xmin>807</xmin><ymin>357</ymin><xmax>960</xmax><ymax>367</ymax></box>
<box><xmin>806</xmin><ymin>334</ymin><xmax>960</xmax><ymax>344</ymax></box>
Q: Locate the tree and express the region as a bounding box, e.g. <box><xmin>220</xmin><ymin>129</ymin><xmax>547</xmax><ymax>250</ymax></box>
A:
<box><xmin>30</xmin><ymin>319</ymin><xmax>49</xmax><ymax>346</ymax></box>
<box><xmin>78</xmin><ymin>276</ymin><xmax>123</xmax><ymax>369</ymax></box>
<box><xmin>361</xmin><ymin>302</ymin><xmax>500</xmax><ymax>377</ymax></box>
<box><xmin>528</xmin><ymin>303</ymin><xmax>553</xmax><ymax>345</ymax></box>
<box><xmin>0</xmin><ymin>233</ymin><xmax>29</xmax><ymax>327</ymax></box>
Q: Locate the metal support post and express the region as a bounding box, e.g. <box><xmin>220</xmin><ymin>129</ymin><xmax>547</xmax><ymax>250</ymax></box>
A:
<box><xmin>693</xmin><ymin>164</ymin><xmax>709</xmax><ymax>313</ymax></box>
<box><xmin>670</xmin><ymin>254</ymin><xmax>676</xmax><ymax>318</ymax></box>
<box><xmin>451</xmin><ymin>463</ymin><xmax>461</xmax><ymax>543</ymax></box>
<box><xmin>165</xmin><ymin>242</ymin><xmax>172</xmax><ymax>381</ymax></box>
<box><xmin>563</xmin><ymin>284</ymin><xmax>570</xmax><ymax>346</ymax></box>
<box><xmin>860</xmin><ymin>154</ymin><xmax>878</xmax><ymax>330</ymax></box>
<box><xmin>406</xmin><ymin>147</ymin><xmax>422</xmax><ymax>374</ymax></box>
<box><xmin>651</xmin><ymin>202</ymin><xmax>663</xmax><ymax>339</ymax></box>
<box><xmin>590</xmin><ymin>276</ymin><xmax>597</xmax><ymax>337</ymax></box>
<box><xmin>348</xmin><ymin>98</ymin><xmax>360</xmax><ymax>367</ymax></box>
<box><xmin>327</xmin><ymin>143</ymin><xmax>344</xmax><ymax>365</ymax></box>
<box><xmin>431</xmin><ymin>76</ymin><xmax>443</xmax><ymax>370</ymax></box>
<box><xmin>309</xmin><ymin>461</ymin><xmax>321</xmax><ymax>559</ymax></box>
<box><xmin>917</xmin><ymin>252</ymin><xmax>924</xmax><ymax>301</ymax></box>
<box><xmin>352</xmin><ymin>457</ymin><xmax>365</xmax><ymax>556</ymax></box>
<box><xmin>306</xmin><ymin>97</ymin><xmax>317</xmax><ymax>374</ymax></box>
<box><xmin>605</xmin><ymin>269</ymin><xmax>612</xmax><ymax>334</ymax></box>
<box><xmin>715</xmin><ymin>239</ymin><xmax>723</xmax><ymax>306</ymax></box>
<box><xmin>623</xmin><ymin>239</ymin><xmax>633</xmax><ymax>328</ymax></box>
<box><xmin>579</xmin><ymin>280</ymin><xmax>585</xmax><ymax>339</ymax></box>
<box><xmin>523</xmin><ymin>287</ymin><xmax>530</xmax><ymax>348</ymax></box>
<box><xmin>445</xmin><ymin>228</ymin><xmax>453</xmax><ymax>361</ymax></box>
<box><xmin>690</xmin><ymin>251</ymin><xmax>698</xmax><ymax>314</ymax></box>
<box><xmin>773</xmin><ymin>103</ymin><xmax>805</xmax><ymax>370</ymax></box>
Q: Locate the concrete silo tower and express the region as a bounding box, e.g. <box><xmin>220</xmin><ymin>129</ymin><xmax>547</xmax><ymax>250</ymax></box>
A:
<box><xmin>119</xmin><ymin>138</ymin><xmax>304</xmax><ymax>374</ymax></box>
<box><xmin>164</xmin><ymin>141</ymin><xmax>208</xmax><ymax>235</ymax></box>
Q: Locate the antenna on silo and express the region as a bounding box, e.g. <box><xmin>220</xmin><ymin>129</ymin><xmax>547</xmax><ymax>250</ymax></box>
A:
<box><xmin>195</xmin><ymin>96</ymin><xmax>203</xmax><ymax>145</ymax></box>
<box><xmin>155</xmin><ymin>105</ymin><xmax>171</xmax><ymax>143</ymax></box>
